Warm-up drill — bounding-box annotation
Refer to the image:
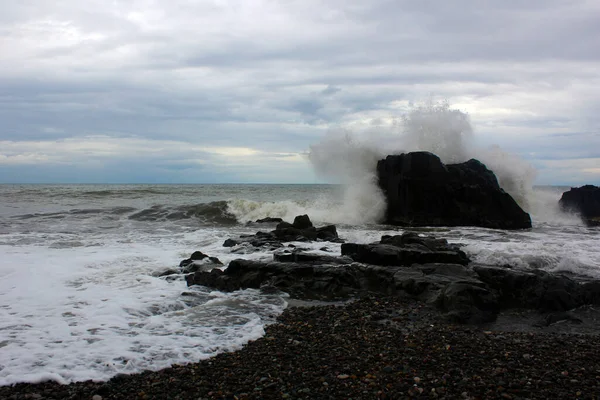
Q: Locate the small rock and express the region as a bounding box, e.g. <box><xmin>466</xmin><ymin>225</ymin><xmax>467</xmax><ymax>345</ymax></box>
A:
<box><xmin>337</xmin><ymin>374</ymin><xmax>350</xmax><ymax>379</ymax></box>
<box><xmin>92</xmin><ymin>396</ymin><xmax>103</xmax><ymax>400</ymax></box>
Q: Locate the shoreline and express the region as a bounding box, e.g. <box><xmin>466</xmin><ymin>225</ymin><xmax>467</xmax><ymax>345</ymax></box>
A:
<box><xmin>2</xmin><ymin>295</ymin><xmax>600</xmax><ymax>399</ymax></box>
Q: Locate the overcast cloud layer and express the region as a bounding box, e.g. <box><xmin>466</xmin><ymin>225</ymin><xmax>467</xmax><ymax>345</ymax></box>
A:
<box><xmin>1</xmin><ymin>0</ymin><xmax>599</xmax><ymax>184</ymax></box>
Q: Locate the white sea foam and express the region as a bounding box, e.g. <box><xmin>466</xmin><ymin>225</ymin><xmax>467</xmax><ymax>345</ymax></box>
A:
<box><xmin>0</xmin><ymin>228</ymin><xmax>286</xmax><ymax>386</ymax></box>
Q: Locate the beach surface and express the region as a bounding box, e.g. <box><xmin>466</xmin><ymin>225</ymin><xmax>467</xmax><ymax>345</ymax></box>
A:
<box><xmin>2</xmin><ymin>296</ymin><xmax>600</xmax><ymax>400</ymax></box>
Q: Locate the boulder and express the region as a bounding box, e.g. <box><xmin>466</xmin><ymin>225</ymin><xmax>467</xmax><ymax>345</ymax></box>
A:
<box><xmin>377</xmin><ymin>152</ymin><xmax>532</xmax><ymax>229</ymax></box>
<box><xmin>559</xmin><ymin>185</ymin><xmax>600</xmax><ymax>226</ymax></box>
<box><xmin>179</xmin><ymin>251</ymin><xmax>223</xmax><ymax>274</ymax></box>
<box><xmin>292</xmin><ymin>214</ymin><xmax>313</xmax><ymax>229</ymax></box>
<box><xmin>434</xmin><ymin>282</ymin><xmax>499</xmax><ymax>323</ymax></box>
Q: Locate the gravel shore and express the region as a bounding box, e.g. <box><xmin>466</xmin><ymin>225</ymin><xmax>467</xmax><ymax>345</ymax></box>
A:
<box><xmin>2</xmin><ymin>296</ymin><xmax>600</xmax><ymax>400</ymax></box>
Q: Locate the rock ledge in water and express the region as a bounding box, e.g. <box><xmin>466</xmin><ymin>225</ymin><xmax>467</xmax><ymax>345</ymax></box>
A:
<box><xmin>222</xmin><ymin>214</ymin><xmax>342</xmax><ymax>251</ymax></box>
<box><xmin>187</xmin><ymin>231</ymin><xmax>600</xmax><ymax>324</ymax></box>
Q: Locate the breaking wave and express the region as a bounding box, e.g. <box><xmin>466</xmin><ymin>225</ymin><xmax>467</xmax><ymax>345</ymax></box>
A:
<box><xmin>225</xmin><ymin>195</ymin><xmax>384</xmax><ymax>225</ymax></box>
<box><xmin>128</xmin><ymin>201</ymin><xmax>237</xmax><ymax>225</ymax></box>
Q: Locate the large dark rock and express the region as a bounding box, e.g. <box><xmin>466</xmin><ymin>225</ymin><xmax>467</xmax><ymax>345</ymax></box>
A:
<box><xmin>377</xmin><ymin>152</ymin><xmax>532</xmax><ymax>229</ymax></box>
<box><xmin>559</xmin><ymin>185</ymin><xmax>600</xmax><ymax>226</ymax></box>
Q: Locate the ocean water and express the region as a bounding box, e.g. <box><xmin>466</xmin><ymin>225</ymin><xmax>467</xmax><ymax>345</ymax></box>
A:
<box><xmin>0</xmin><ymin>183</ymin><xmax>598</xmax><ymax>386</ymax></box>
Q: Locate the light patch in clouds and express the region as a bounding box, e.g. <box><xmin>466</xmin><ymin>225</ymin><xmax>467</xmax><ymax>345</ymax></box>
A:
<box><xmin>0</xmin><ymin>136</ymin><xmax>311</xmax><ymax>183</ymax></box>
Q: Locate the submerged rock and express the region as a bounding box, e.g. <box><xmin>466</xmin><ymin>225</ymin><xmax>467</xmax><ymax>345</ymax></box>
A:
<box><xmin>559</xmin><ymin>185</ymin><xmax>600</xmax><ymax>226</ymax></box>
<box><xmin>377</xmin><ymin>151</ymin><xmax>532</xmax><ymax>229</ymax></box>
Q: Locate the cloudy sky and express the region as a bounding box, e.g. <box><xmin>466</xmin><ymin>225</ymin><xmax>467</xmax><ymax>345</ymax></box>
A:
<box><xmin>1</xmin><ymin>0</ymin><xmax>599</xmax><ymax>184</ymax></box>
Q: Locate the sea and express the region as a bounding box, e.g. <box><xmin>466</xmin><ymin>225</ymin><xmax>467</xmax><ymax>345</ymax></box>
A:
<box><xmin>1</xmin><ymin>183</ymin><xmax>599</xmax><ymax>386</ymax></box>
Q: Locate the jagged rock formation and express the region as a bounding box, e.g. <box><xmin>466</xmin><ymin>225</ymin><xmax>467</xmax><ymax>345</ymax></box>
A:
<box><xmin>377</xmin><ymin>152</ymin><xmax>532</xmax><ymax>229</ymax></box>
<box><xmin>222</xmin><ymin>214</ymin><xmax>342</xmax><ymax>251</ymax></box>
<box><xmin>559</xmin><ymin>185</ymin><xmax>600</xmax><ymax>226</ymax></box>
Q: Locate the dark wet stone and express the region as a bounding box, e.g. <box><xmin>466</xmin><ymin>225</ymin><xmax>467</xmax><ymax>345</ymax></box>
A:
<box><xmin>341</xmin><ymin>231</ymin><xmax>469</xmax><ymax>266</ymax></box>
<box><xmin>273</xmin><ymin>250</ymin><xmax>353</xmax><ymax>264</ymax></box>
<box><xmin>223</xmin><ymin>238</ymin><xmax>239</xmax><ymax>247</ymax></box>
<box><xmin>223</xmin><ymin>215</ymin><xmax>343</xmax><ymax>251</ymax></box>
<box><xmin>179</xmin><ymin>251</ymin><xmax>223</xmax><ymax>274</ymax></box>
<box><xmin>292</xmin><ymin>214</ymin><xmax>313</xmax><ymax>229</ymax></box>
<box><xmin>435</xmin><ymin>281</ymin><xmax>499</xmax><ymax>323</ymax></box>
<box><xmin>473</xmin><ymin>265</ymin><xmax>587</xmax><ymax>312</ymax></box>
<box><xmin>559</xmin><ymin>185</ymin><xmax>600</xmax><ymax>226</ymax></box>
<box><xmin>377</xmin><ymin>151</ymin><xmax>532</xmax><ymax>229</ymax></box>
<box><xmin>255</xmin><ymin>217</ymin><xmax>284</xmax><ymax>223</ymax></box>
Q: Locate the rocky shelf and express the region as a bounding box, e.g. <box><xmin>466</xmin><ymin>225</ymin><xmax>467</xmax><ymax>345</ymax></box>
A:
<box><xmin>187</xmin><ymin>215</ymin><xmax>600</xmax><ymax>325</ymax></box>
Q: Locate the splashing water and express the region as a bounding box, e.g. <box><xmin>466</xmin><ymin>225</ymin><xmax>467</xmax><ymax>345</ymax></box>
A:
<box><xmin>399</xmin><ymin>99</ymin><xmax>473</xmax><ymax>163</ymax></box>
<box><xmin>309</xmin><ymin>99</ymin><xmax>571</xmax><ymax>224</ymax></box>
<box><xmin>308</xmin><ymin>131</ymin><xmax>388</xmax><ymax>223</ymax></box>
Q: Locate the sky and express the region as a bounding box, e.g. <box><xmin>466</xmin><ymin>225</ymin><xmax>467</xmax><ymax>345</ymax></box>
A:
<box><xmin>1</xmin><ymin>0</ymin><xmax>599</xmax><ymax>185</ymax></box>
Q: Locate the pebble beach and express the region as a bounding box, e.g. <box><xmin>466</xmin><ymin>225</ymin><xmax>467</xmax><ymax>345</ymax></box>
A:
<box><xmin>2</xmin><ymin>296</ymin><xmax>600</xmax><ymax>400</ymax></box>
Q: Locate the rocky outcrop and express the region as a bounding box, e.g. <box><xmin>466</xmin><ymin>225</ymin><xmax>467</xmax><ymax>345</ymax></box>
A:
<box><xmin>223</xmin><ymin>214</ymin><xmax>343</xmax><ymax>251</ymax></box>
<box><xmin>559</xmin><ymin>185</ymin><xmax>600</xmax><ymax>226</ymax></box>
<box><xmin>185</xmin><ymin>231</ymin><xmax>600</xmax><ymax>324</ymax></box>
<box><xmin>377</xmin><ymin>152</ymin><xmax>532</xmax><ymax>229</ymax></box>
<box><xmin>179</xmin><ymin>251</ymin><xmax>223</xmax><ymax>274</ymax></box>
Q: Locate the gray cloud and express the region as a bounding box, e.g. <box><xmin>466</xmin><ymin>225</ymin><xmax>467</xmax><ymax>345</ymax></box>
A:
<box><xmin>0</xmin><ymin>0</ymin><xmax>599</xmax><ymax>183</ymax></box>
